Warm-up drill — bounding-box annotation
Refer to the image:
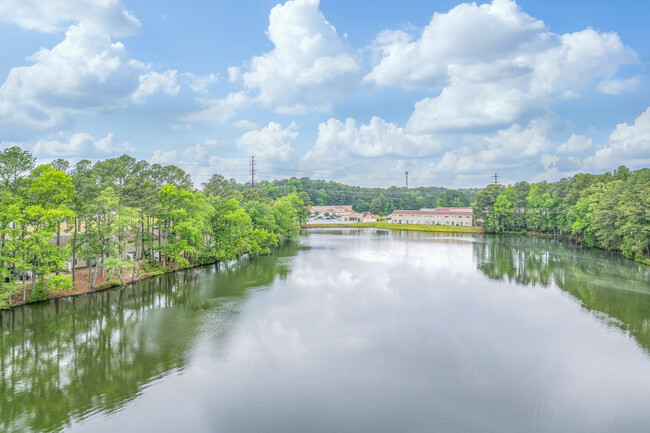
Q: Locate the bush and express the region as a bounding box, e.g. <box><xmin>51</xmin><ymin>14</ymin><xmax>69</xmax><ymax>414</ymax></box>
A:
<box><xmin>27</xmin><ymin>280</ymin><xmax>49</xmax><ymax>303</ymax></box>
<box><xmin>142</xmin><ymin>262</ymin><xmax>161</xmax><ymax>273</ymax></box>
<box><xmin>94</xmin><ymin>280</ymin><xmax>123</xmax><ymax>290</ymax></box>
<box><xmin>47</xmin><ymin>275</ymin><xmax>73</xmax><ymax>293</ymax></box>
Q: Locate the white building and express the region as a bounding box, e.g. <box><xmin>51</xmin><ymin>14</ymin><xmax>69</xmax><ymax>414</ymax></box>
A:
<box><xmin>390</xmin><ymin>207</ymin><xmax>474</xmax><ymax>226</ymax></box>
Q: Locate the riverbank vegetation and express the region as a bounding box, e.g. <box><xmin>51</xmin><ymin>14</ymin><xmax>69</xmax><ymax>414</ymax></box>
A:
<box><xmin>305</xmin><ymin>222</ymin><xmax>483</xmax><ymax>234</ymax></box>
<box><xmin>472</xmin><ymin>166</ymin><xmax>650</xmax><ymax>263</ymax></box>
<box><xmin>0</xmin><ymin>146</ymin><xmax>308</xmax><ymax>309</ymax></box>
<box><xmin>248</xmin><ymin>178</ymin><xmax>479</xmax><ymax>216</ymax></box>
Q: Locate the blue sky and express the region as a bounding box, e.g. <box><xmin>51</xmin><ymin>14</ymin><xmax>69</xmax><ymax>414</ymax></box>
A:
<box><xmin>1</xmin><ymin>0</ymin><xmax>649</xmax><ymax>188</ymax></box>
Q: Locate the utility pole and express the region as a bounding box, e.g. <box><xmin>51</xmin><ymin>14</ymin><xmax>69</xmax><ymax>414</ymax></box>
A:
<box><xmin>493</xmin><ymin>173</ymin><xmax>500</xmax><ymax>185</ymax></box>
<box><xmin>250</xmin><ymin>155</ymin><xmax>255</xmax><ymax>189</ymax></box>
<box><xmin>405</xmin><ymin>171</ymin><xmax>409</xmax><ymax>189</ymax></box>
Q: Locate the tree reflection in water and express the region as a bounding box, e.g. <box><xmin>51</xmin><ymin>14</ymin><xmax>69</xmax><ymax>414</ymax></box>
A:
<box><xmin>473</xmin><ymin>235</ymin><xmax>650</xmax><ymax>353</ymax></box>
<box><xmin>0</xmin><ymin>241</ymin><xmax>301</xmax><ymax>433</ymax></box>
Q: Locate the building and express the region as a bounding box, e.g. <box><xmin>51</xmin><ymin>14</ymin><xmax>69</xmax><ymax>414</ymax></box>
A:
<box><xmin>390</xmin><ymin>207</ymin><xmax>474</xmax><ymax>226</ymax></box>
<box><xmin>341</xmin><ymin>211</ymin><xmax>377</xmax><ymax>223</ymax></box>
<box><xmin>311</xmin><ymin>205</ymin><xmax>353</xmax><ymax>216</ymax></box>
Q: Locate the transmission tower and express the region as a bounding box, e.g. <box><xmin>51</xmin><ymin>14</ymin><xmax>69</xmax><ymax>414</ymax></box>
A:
<box><xmin>405</xmin><ymin>171</ymin><xmax>409</xmax><ymax>189</ymax></box>
<box><xmin>493</xmin><ymin>173</ymin><xmax>500</xmax><ymax>185</ymax></box>
<box><xmin>250</xmin><ymin>156</ymin><xmax>256</xmax><ymax>189</ymax></box>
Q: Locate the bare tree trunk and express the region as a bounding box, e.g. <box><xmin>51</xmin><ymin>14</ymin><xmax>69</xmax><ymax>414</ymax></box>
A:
<box><xmin>72</xmin><ymin>211</ymin><xmax>77</xmax><ymax>284</ymax></box>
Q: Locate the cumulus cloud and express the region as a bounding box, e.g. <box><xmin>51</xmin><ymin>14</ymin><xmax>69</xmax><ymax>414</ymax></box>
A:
<box><xmin>300</xmin><ymin>116</ymin><xmax>448</xmax><ymax>168</ymax></box>
<box><xmin>233</xmin><ymin>119</ymin><xmax>259</xmax><ymax>130</ymax></box>
<box><xmin>132</xmin><ymin>70</ymin><xmax>180</xmax><ymax>102</ymax></box>
<box><xmin>0</xmin><ymin>0</ymin><xmax>140</xmax><ymax>37</ymax></box>
<box><xmin>183</xmin><ymin>92</ymin><xmax>251</xmax><ymax>122</ymax></box>
<box><xmin>0</xmin><ymin>24</ymin><xmax>143</xmax><ymax>128</ymax></box>
<box><xmin>188</xmin><ymin>0</ymin><xmax>360</xmax><ymax>122</ymax></box>
<box><xmin>581</xmin><ymin>107</ymin><xmax>650</xmax><ymax>170</ymax></box>
<box><xmin>365</xmin><ymin>0</ymin><xmax>637</xmax><ymax>133</ymax></box>
<box><xmin>434</xmin><ymin>116</ymin><xmax>554</xmax><ymax>174</ymax></box>
<box><xmin>150</xmin><ymin>149</ymin><xmax>179</xmax><ymax>165</ymax></box>
<box><xmin>33</xmin><ymin>131</ymin><xmax>129</xmax><ymax>156</ymax></box>
<box><xmin>597</xmin><ymin>76</ymin><xmax>641</xmax><ymax>95</ymax></box>
<box><xmin>183</xmin><ymin>140</ymin><xmax>217</xmax><ymax>162</ymax></box>
<box><xmin>0</xmin><ymin>2</ymin><xmax>186</xmax><ymax>129</ymax></box>
<box><xmin>236</xmin><ymin>122</ymin><xmax>298</xmax><ymax>162</ymax></box>
<box><xmin>182</xmin><ymin>72</ymin><xmax>219</xmax><ymax>94</ymax></box>
<box><xmin>243</xmin><ymin>0</ymin><xmax>360</xmax><ymax>107</ymax></box>
<box><xmin>557</xmin><ymin>134</ymin><xmax>593</xmax><ymax>153</ymax></box>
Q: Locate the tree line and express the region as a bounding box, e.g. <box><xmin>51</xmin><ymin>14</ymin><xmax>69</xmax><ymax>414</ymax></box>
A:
<box><xmin>0</xmin><ymin>146</ymin><xmax>309</xmax><ymax>309</ymax></box>
<box><xmin>202</xmin><ymin>175</ymin><xmax>479</xmax><ymax>216</ymax></box>
<box><xmin>472</xmin><ymin>166</ymin><xmax>650</xmax><ymax>263</ymax></box>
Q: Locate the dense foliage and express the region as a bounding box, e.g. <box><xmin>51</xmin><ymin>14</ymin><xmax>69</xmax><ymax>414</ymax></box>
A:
<box><xmin>203</xmin><ymin>174</ymin><xmax>478</xmax><ymax>216</ymax></box>
<box><xmin>472</xmin><ymin>166</ymin><xmax>650</xmax><ymax>263</ymax></box>
<box><xmin>0</xmin><ymin>147</ymin><xmax>306</xmax><ymax>308</ymax></box>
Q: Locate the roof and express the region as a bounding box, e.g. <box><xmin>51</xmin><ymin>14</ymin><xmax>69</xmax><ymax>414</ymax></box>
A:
<box><xmin>391</xmin><ymin>207</ymin><xmax>473</xmax><ymax>216</ymax></box>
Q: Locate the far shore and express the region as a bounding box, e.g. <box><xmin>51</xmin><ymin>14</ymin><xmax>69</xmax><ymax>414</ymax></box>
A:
<box><xmin>303</xmin><ymin>221</ymin><xmax>484</xmax><ymax>234</ymax></box>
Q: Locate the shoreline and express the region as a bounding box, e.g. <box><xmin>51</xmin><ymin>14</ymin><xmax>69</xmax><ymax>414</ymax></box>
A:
<box><xmin>5</xmin><ymin>259</ymin><xmax>223</xmax><ymax>310</ymax></box>
<box><xmin>303</xmin><ymin>221</ymin><xmax>484</xmax><ymax>234</ymax></box>
<box><xmin>303</xmin><ymin>222</ymin><xmax>649</xmax><ymax>265</ymax></box>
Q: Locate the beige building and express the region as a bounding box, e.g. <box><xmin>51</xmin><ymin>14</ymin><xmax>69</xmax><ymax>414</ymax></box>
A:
<box><xmin>342</xmin><ymin>212</ymin><xmax>377</xmax><ymax>223</ymax></box>
<box><xmin>311</xmin><ymin>205</ymin><xmax>353</xmax><ymax>215</ymax></box>
<box><xmin>390</xmin><ymin>207</ymin><xmax>474</xmax><ymax>226</ymax></box>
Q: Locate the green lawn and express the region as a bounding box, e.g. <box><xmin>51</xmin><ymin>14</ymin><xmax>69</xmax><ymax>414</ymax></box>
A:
<box><xmin>304</xmin><ymin>221</ymin><xmax>484</xmax><ymax>233</ymax></box>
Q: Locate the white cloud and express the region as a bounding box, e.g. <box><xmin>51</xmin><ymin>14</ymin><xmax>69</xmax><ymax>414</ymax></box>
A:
<box><xmin>33</xmin><ymin>131</ymin><xmax>129</xmax><ymax>156</ymax></box>
<box><xmin>365</xmin><ymin>0</ymin><xmax>637</xmax><ymax>133</ymax></box>
<box><xmin>132</xmin><ymin>70</ymin><xmax>180</xmax><ymax>102</ymax></box>
<box><xmin>183</xmin><ymin>92</ymin><xmax>251</xmax><ymax>122</ymax></box>
<box><xmin>192</xmin><ymin>0</ymin><xmax>360</xmax><ymax>122</ymax></box>
<box><xmin>0</xmin><ymin>0</ymin><xmax>140</xmax><ymax>37</ymax></box>
<box><xmin>581</xmin><ymin>107</ymin><xmax>650</xmax><ymax>170</ymax></box>
<box><xmin>150</xmin><ymin>149</ymin><xmax>179</xmax><ymax>165</ymax></box>
<box><xmin>597</xmin><ymin>76</ymin><xmax>641</xmax><ymax>95</ymax></box>
<box><xmin>167</xmin><ymin>122</ymin><xmax>194</xmax><ymax>132</ymax></box>
<box><xmin>183</xmin><ymin>73</ymin><xmax>219</xmax><ymax>94</ymax></box>
<box><xmin>236</xmin><ymin>122</ymin><xmax>298</xmax><ymax>162</ymax></box>
<box><xmin>300</xmin><ymin>116</ymin><xmax>448</xmax><ymax>168</ymax></box>
<box><xmin>557</xmin><ymin>134</ymin><xmax>592</xmax><ymax>153</ymax></box>
<box><xmin>183</xmin><ymin>143</ymin><xmax>209</xmax><ymax>162</ymax></box>
<box><xmin>434</xmin><ymin>116</ymin><xmax>554</xmax><ymax>174</ymax></box>
<box><xmin>228</xmin><ymin>66</ymin><xmax>240</xmax><ymax>83</ymax></box>
<box><xmin>0</xmin><ymin>24</ymin><xmax>143</xmax><ymax>128</ymax></box>
<box><xmin>233</xmin><ymin>119</ymin><xmax>259</xmax><ymax>130</ymax></box>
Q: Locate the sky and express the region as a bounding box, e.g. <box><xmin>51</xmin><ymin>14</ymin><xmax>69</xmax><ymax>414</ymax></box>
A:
<box><xmin>0</xmin><ymin>0</ymin><xmax>649</xmax><ymax>188</ymax></box>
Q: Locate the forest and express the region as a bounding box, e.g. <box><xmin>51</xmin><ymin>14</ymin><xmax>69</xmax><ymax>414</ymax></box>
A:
<box><xmin>2</xmin><ymin>144</ymin><xmax>648</xmax><ymax>309</ymax></box>
<box><xmin>208</xmin><ymin>175</ymin><xmax>478</xmax><ymax>216</ymax></box>
<box><xmin>0</xmin><ymin>146</ymin><xmax>309</xmax><ymax>309</ymax></box>
<box><xmin>472</xmin><ymin>166</ymin><xmax>650</xmax><ymax>263</ymax></box>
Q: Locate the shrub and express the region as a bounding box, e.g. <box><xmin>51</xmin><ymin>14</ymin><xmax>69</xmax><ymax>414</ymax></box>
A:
<box><xmin>27</xmin><ymin>280</ymin><xmax>49</xmax><ymax>303</ymax></box>
<box><xmin>95</xmin><ymin>280</ymin><xmax>123</xmax><ymax>291</ymax></box>
<box><xmin>47</xmin><ymin>275</ymin><xmax>73</xmax><ymax>293</ymax></box>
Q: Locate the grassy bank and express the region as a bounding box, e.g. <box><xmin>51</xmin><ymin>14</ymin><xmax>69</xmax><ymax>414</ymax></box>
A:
<box><xmin>304</xmin><ymin>221</ymin><xmax>484</xmax><ymax>234</ymax></box>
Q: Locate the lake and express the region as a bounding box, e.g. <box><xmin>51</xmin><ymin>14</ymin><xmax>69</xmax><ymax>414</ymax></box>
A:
<box><xmin>1</xmin><ymin>228</ymin><xmax>650</xmax><ymax>432</ymax></box>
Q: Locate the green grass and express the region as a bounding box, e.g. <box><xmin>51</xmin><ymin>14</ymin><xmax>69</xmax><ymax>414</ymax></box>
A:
<box><xmin>304</xmin><ymin>221</ymin><xmax>484</xmax><ymax>233</ymax></box>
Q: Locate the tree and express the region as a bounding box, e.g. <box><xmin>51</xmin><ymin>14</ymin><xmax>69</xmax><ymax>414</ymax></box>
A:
<box><xmin>0</xmin><ymin>146</ymin><xmax>36</xmax><ymax>196</ymax></box>
<box><xmin>202</xmin><ymin>173</ymin><xmax>235</xmax><ymax>199</ymax></box>
<box><xmin>472</xmin><ymin>184</ymin><xmax>505</xmax><ymax>230</ymax></box>
<box><xmin>489</xmin><ymin>187</ymin><xmax>515</xmax><ymax>232</ymax></box>
<box><xmin>273</xmin><ymin>195</ymin><xmax>301</xmax><ymax>239</ymax></box>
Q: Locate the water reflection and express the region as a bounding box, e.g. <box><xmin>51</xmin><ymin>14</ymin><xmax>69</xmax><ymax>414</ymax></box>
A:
<box><xmin>0</xmin><ymin>241</ymin><xmax>301</xmax><ymax>433</ymax></box>
<box><xmin>473</xmin><ymin>235</ymin><xmax>650</xmax><ymax>352</ymax></box>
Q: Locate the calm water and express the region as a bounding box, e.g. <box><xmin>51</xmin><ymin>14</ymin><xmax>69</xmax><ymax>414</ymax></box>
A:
<box><xmin>1</xmin><ymin>229</ymin><xmax>650</xmax><ymax>433</ymax></box>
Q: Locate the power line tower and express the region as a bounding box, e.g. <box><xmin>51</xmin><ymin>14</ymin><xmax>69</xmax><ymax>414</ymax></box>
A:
<box><xmin>250</xmin><ymin>156</ymin><xmax>256</xmax><ymax>189</ymax></box>
<box><xmin>405</xmin><ymin>171</ymin><xmax>409</xmax><ymax>189</ymax></box>
<box><xmin>493</xmin><ymin>173</ymin><xmax>500</xmax><ymax>185</ymax></box>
